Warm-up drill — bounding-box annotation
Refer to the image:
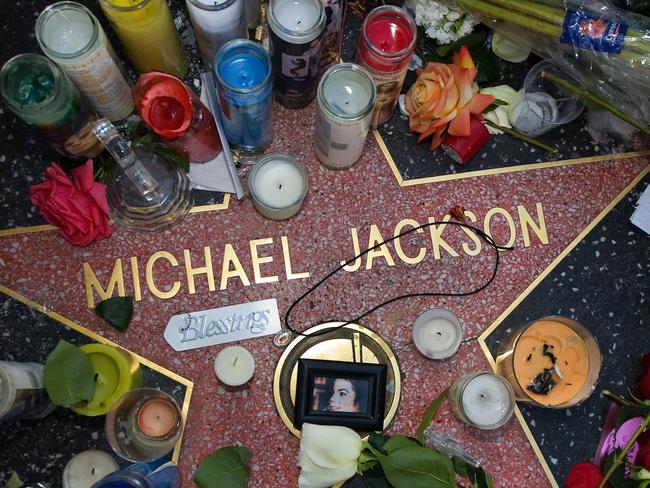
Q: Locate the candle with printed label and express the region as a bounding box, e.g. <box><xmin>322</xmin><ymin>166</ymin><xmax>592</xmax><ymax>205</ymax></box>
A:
<box><xmin>214</xmin><ymin>346</ymin><xmax>256</xmax><ymax>386</ymax></box>
<box><xmin>449</xmin><ymin>372</ymin><xmax>515</xmax><ymax>429</ymax></box>
<box><xmin>185</xmin><ymin>0</ymin><xmax>247</xmax><ymax>68</ymax></box>
<box><xmin>267</xmin><ymin>0</ymin><xmax>326</xmax><ymax>108</ymax></box>
<box><xmin>244</xmin><ymin>0</ymin><xmax>261</xmax><ymax>29</ymax></box>
<box><xmin>214</xmin><ymin>40</ymin><xmax>273</xmax><ymax>153</ymax></box>
<box><xmin>248</xmin><ymin>154</ymin><xmax>308</xmax><ymax>220</ymax></box>
<box><xmin>356</xmin><ymin>5</ymin><xmax>416</xmax><ymax>128</ymax></box>
<box><xmin>62</xmin><ymin>451</ymin><xmax>118</xmax><ymax>488</ymax></box>
<box><xmin>412</xmin><ymin>308</ymin><xmax>463</xmax><ymax>360</ymax></box>
<box><xmin>0</xmin><ymin>54</ymin><xmax>102</xmax><ymax>160</ymax></box>
<box><xmin>319</xmin><ymin>0</ymin><xmax>346</xmax><ymax>70</ymax></box>
<box><xmin>36</xmin><ymin>2</ymin><xmax>133</xmax><ymax>121</ymax></box>
<box><xmin>99</xmin><ymin>0</ymin><xmax>187</xmax><ymax>77</ymax></box>
<box><xmin>315</xmin><ymin>63</ymin><xmax>376</xmax><ymax>169</ymax></box>
<box><xmin>0</xmin><ymin>361</ymin><xmax>56</xmax><ymax>422</ymax></box>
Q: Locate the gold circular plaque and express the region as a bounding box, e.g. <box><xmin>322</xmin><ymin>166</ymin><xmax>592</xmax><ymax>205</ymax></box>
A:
<box><xmin>273</xmin><ymin>322</ymin><xmax>401</xmax><ymax>437</ymax></box>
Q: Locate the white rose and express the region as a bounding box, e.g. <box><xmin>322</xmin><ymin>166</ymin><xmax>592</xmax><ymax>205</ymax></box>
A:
<box><xmin>298</xmin><ymin>423</ymin><xmax>362</xmax><ymax>488</ymax></box>
<box><xmin>479</xmin><ymin>85</ymin><xmax>523</xmax><ymax>134</ymax></box>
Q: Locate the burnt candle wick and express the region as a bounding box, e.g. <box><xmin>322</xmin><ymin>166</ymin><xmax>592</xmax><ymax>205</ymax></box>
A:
<box><xmin>279</xmin><ymin>184</ymin><xmax>283</xmax><ymax>190</ymax></box>
<box><xmin>92</xmin><ymin>468</ymin><xmax>96</xmax><ymax>475</ymax></box>
<box><xmin>233</xmin><ymin>356</ymin><xmax>239</xmax><ymax>366</ymax></box>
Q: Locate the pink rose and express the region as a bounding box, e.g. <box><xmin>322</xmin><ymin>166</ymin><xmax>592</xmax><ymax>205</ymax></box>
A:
<box><xmin>30</xmin><ymin>160</ymin><xmax>112</xmax><ymax>246</ymax></box>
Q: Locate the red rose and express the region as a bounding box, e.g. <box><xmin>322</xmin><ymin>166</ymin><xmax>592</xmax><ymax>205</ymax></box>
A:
<box><xmin>30</xmin><ymin>160</ymin><xmax>112</xmax><ymax>247</ymax></box>
<box><xmin>640</xmin><ymin>353</ymin><xmax>650</xmax><ymax>400</ymax></box>
<box><xmin>639</xmin><ymin>443</ymin><xmax>650</xmax><ymax>470</ymax></box>
<box><xmin>566</xmin><ymin>462</ymin><xmax>611</xmax><ymax>488</ymax></box>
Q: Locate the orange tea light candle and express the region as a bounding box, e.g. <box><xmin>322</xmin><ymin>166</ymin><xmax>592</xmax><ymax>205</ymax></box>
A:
<box><xmin>513</xmin><ymin>319</ymin><xmax>589</xmax><ymax>406</ymax></box>
<box><xmin>136</xmin><ymin>398</ymin><xmax>180</xmax><ymax>438</ymax></box>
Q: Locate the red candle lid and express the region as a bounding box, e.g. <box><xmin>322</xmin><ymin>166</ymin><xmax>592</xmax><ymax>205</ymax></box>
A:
<box><xmin>135</xmin><ymin>73</ymin><xmax>192</xmax><ymax>140</ymax></box>
<box><xmin>363</xmin><ymin>7</ymin><xmax>415</xmax><ymax>58</ymax></box>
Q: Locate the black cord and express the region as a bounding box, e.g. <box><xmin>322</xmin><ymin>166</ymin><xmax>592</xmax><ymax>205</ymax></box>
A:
<box><xmin>283</xmin><ymin>220</ymin><xmax>513</xmax><ymax>338</ymax></box>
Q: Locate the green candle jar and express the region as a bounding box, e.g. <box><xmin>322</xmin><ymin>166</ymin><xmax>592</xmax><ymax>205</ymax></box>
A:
<box><xmin>0</xmin><ymin>53</ymin><xmax>102</xmax><ymax>160</ymax></box>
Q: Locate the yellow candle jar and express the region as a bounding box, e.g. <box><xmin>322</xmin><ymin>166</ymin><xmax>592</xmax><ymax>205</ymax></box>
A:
<box><xmin>99</xmin><ymin>0</ymin><xmax>188</xmax><ymax>78</ymax></box>
<box><xmin>72</xmin><ymin>343</ymin><xmax>143</xmax><ymax>416</ymax></box>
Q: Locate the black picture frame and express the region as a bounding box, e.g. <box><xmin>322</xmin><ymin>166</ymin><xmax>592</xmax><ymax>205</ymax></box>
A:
<box><xmin>293</xmin><ymin>359</ymin><xmax>387</xmax><ymax>431</ymax></box>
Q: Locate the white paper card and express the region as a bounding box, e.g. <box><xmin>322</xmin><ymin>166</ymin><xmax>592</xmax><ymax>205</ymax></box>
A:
<box><xmin>631</xmin><ymin>183</ymin><xmax>650</xmax><ymax>236</ymax></box>
<box><xmin>164</xmin><ymin>299</ymin><xmax>282</xmax><ymax>351</ymax></box>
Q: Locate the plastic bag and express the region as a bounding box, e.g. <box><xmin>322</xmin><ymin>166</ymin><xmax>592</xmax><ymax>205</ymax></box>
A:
<box><xmin>456</xmin><ymin>0</ymin><xmax>650</xmax><ymax>127</ymax></box>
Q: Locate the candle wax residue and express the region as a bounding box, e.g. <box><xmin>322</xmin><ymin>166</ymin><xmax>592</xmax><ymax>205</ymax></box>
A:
<box><xmin>513</xmin><ymin>320</ymin><xmax>589</xmax><ymax>406</ymax></box>
<box><xmin>137</xmin><ymin>399</ymin><xmax>178</xmax><ymax>437</ymax></box>
<box><xmin>150</xmin><ymin>97</ymin><xmax>186</xmax><ymax>131</ymax></box>
<box><xmin>219</xmin><ymin>56</ymin><xmax>267</xmax><ymax>89</ymax></box>
<box><xmin>366</xmin><ymin>18</ymin><xmax>412</xmax><ymax>53</ymax></box>
<box><xmin>17</xmin><ymin>73</ymin><xmax>54</xmax><ymax>106</ymax></box>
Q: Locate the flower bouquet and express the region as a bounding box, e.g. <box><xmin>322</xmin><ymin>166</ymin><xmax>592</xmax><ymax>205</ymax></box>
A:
<box><xmin>566</xmin><ymin>353</ymin><xmax>650</xmax><ymax>488</ymax></box>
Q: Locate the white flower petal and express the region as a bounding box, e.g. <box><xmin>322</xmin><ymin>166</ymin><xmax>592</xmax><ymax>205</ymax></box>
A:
<box><xmin>298</xmin><ymin>451</ymin><xmax>357</xmax><ymax>488</ymax></box>
<box><xmin>300</xmin><ymin>423</ymin><xmax>362</xmax><ymax>468</ymax></box>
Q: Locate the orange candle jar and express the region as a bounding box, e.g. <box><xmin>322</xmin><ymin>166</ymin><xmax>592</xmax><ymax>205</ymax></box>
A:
<box><xmin>495</xmin><ymin>316</ymin><xmax>601</xmax><ymax>408</ymax></box>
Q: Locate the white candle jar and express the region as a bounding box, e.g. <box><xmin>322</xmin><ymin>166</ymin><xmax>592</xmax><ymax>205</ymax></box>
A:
<box><xmin>36</xmin><ymin>1</ymin><xmax>133</xmax><ymax>121</ymax></box>
<box><xmin>214</xmin><ymin>346</ymin><xmax>256</xmax><ymax>386</ymax></box>
<box><xmin>412</xmin><ymin>308</ymin><xmax>463</xmax><ymax>360</ymax></box>
<box><xmin>315</xmin><ymin>63</ymin><xmax>376</xmax><ymax>169</ymax></box>
<box><xmin>186</xmin><ymin>0</ymin><xmax>247</xmax><ymax>68</ymax></box>
<box><xmin>248</xmin><ymin>153</ymin><xmax>308</xmax><ymax>220</ymax></box>
<box><xmin>448</xmin><ymin>372</ymin><xmax>515</xmax><ymax>430</ymax></box>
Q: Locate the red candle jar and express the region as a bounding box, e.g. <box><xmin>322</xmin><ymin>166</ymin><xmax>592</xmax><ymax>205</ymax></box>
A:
<box><xmin>134</xmin><ymin>71</ymin><xmax>222</xmax><ymax>163</ymax></box>
<box><xmin>356</xmin><ymin>6</ymin><xmax>416</xmax><ymax>128</ymax></box>
<box><xmin>442</xmin><ymin>117</ymin><xmax>490</xmax><ymax>165</ymax></box>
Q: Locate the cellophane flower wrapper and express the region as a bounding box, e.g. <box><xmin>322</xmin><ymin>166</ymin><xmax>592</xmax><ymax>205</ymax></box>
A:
<box><xmin>457</xmin><ymin>0</ymin><xmax>650</xmax><ymax>127</ymax></box>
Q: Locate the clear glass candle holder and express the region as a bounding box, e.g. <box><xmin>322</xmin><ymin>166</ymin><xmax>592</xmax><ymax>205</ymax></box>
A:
<box><xmin>448</xmin><ymin>372</ymin><xmax>515</xmax><ymax>430</ymax></box>
<box><xmin>105</xmin><ymin>388</ymin><xmax>183</xmax><ymax>462</ymax></box>
<box><xmin>495</xmin><ymin>315</ymin><xmax>601</xmax><ymax>408</ymax></box>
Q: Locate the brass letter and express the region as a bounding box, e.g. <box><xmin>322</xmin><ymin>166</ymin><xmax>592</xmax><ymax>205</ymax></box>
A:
<box><xmin>518</xmin><ymin>203</ymin><xmax>549</xmax><ymax>247</ymax></box>
<box><xmin>220</xmin><ymin>244</ymin><xmax>251</xmax><ymax>290</ymax></box>
<box><xmin>341</xmin><ymin>227</ymin><xmax>362</xmax><ymax>272</ymax></box>
<box><xmin>461</xmin><ymin>211</ymin><xmax>482</xmax><ymax>257</ymax></box>
<box><xmin>281</xmin><ymin>236</ymin><xmax>310</xmax><ymax>280</ymax></box>
<box><xmin>84</xmin><ymin>259</ymin><xmax>125</xmax><ymax>309</ymax></box>
<box><xmin>146</xmin><ymin>251</ymin><xmax>181</xmax><ymax>300</ymax></box>
<box><xmin>393</xmin><ymin>219</ymin><xmax>426</xmax><ymax>264</ymax></box>
<box><xmin>365</xmin><ymin>224</ymin><xmax>396</xmax><ymax>270</ymax></box>
<box><xmin>427</xmin><ymin>215</ymin><xmax>459</xmax><ymax>259</ymax></box>
<box><xmin>250</xmin><ymin>238</ymin><xmax>279</xmax><ymax>284</ymax></box>
<box><xmin>130</xmin><ymin>256</ymin><xmax>142</xmax><ymax>302</ymax></box>
<box><xmin>483</xmin><ymin>207</ymin><xmax>517</xmax><ymax>247</ymax></box>
<box><xmin>183</xmin><ymin>247</ymin><xmax>216</xmax><ymax>294</ymax></box>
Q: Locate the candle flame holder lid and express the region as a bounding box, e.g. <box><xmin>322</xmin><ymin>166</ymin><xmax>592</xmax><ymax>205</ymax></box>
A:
<box><xmin>93</xmin><ymin>119</ymin><xmax>193</xmax><ymax>232</ymax></box>
<box><xmin>135</xmin><ymin>75</ymin><xmax>192</xmax><ymax>140</ymax></box>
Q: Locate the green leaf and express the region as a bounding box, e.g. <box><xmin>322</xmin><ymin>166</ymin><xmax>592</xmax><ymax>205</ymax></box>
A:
<box><xmin>4</xmin><ymin>472</ymin><xmax>23</xmax><ymax>488</ymax></box>
<box><xmin>95</xmin><ymin>296</ymin><xmax>134</xmax><ymax>332</ymax></box>
<box><xmin>379</xmin><ymin>446</ymin><xmax>455</xmax><ymax>488</ymax></box>
<box><xmin>603</xmin><ymin>450</ymin><xmax>627</xmax><ymax>488</ymax></box>
<box><xmin>194</xmin><ymin>446</ymin><xmax>252</xmax><ymax>488</ymax></box>
<box><xmin>362</xmin><ymin>464</ymin><xmax>392</xmax><ymax>488</ymax></box>
<box><xmin>384</xmin><ymin>435</ymin><xmax>422</xmax><ymax>454</ymax></box>
<box><xmin>453</xmin><ymin>458</ymin><xmax>493</xmax><ymax>488</ymax></box>
<box><xmin>369</xmin><ymin>432</ymin><xmax>390</xmax><ymax>453</ymax></box>
<box><xmin>416</xmin><ymin>386</ymin><xmax>450</xmax><ymax>444</ymax></box>
<box><xmin>142</xmin><ymin>142</ymin><xmax>190</xmax><ymax>173</ymax></box>
<box><xmin>44</xmin><ymin>340</ymin><xmax>95</xmax><ymax>407</ymax></box>
<box><xmin>471</xmin><ymin>48</ymin><xmax>501</xmax><ymax>84</ymax></box>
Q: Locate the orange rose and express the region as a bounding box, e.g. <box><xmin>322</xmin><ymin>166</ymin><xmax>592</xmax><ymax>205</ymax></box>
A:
<box><xmin>405</xmin><ymin>46</ymin><xmax>495</xmax><ymax>149</ymax></box>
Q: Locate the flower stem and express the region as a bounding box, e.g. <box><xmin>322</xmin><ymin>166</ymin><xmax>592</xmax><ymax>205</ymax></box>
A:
<box><xmin>541</xmin><ymin>70</ymin><xmax>650</xmax><ymax>136</ymax></box>
<box><xmin>484</xmin><ymin>120</ymin><xmax>558</xmax><ymax>153</ymax></box>
<box><xmin>598</xmin><ymin>412</ymin><xmax>650</xmax><ymax>488</ymax></box>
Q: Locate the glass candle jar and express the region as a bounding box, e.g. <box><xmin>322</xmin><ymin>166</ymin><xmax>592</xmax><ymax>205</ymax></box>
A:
<box><xmin>244</xmin><ymin>0</ymin><xmax>262</xmax><ymax>29</ymax></box>
<box><xmin>314</xmin><ymin>63</ymin><xmax>375</xmax><ymax>169</ymax></box>
<box><xmin>185</xmin><ymin>0</ymin><xmax>247</xmax><ymax>68</ymax></box>
<box><xmin>267</xmin><ymin>0</ymin><xmax>326</xmax><ymax>109</ymax></box>
<box><xmin>248</xmin><ymin>153</ymin><xmax>308</xmax><ymax>220</ymax></box>
<box><xmin>36</xmin><ymin>1</ymin><xmax>133</xmax><ymax>122</ymax></box>
<box><xmin>134</xmin><ymin>71</ymin><xmax>222</xmax><ymax>163</ymax></box>
<box><xmin>495</xmin><ymin>316</ymin><xmax>601</xmax><ymax>408</ymax></box>
<box><xmin>0</xmin><ymin>54</ymin><xmax>102</xmax><ymax>160</ymax></box>
<box><xmin>356</xmin><ymin>5</ymin><xmax>416</xmax><ymax>128</ymax></box>
<box><xmin>319</xmin><ymin>0</ymin><xmax>346</xmax><ymax>70</ymax></box>
<box><xmin>214</xmin><ymin>39</ymin><xmax>273</xmax><ymax>154</ymax></box>
<box><xmin>448</xmin><ymin>372</ymin><xmax>515</xmax><ymax>430</ymax></box>
<box><xmin>0</xmin><ymin>361</ymin><xmax>56</xmax><ymax>423</ymax></box>
<box><xmin>105</xmin><ymin>388</ymin><xmax>182</xmax><ymax>462</ymax></box>
<box><xmin>99</xmin><ymin>0</ymin><xmax>188</xmax><ymax>78</ymax></box>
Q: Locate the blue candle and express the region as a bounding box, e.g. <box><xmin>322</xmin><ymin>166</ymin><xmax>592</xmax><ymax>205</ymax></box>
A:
<box><xmin>214</xmin><ymin>40</ymin><xmax>273</xmax><ymax>154</ymax></box>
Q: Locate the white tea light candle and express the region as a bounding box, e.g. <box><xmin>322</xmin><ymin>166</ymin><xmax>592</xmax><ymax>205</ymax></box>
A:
<box><xmin>412</xmin><ymin>308</ymin><xmax>463</xmax><ymax>360</ymax></box>
<box><xmin>62</xmin><ymin>450</ymin><xmax>118</xmax><ymax>488</ymax></box>
<box><xmin>214</xmin><ymin>346</ymin><xmax>256</xmax><ymax>386</ymax></box>
<box><xmin>449</xmin><ymin>372</ymin><xmax>515</xmax><ymax>430</ymax></box>
<box><xmin>248</xmin><ymin>154</ymin><xmax>308</xmax><ymax>220</ymax></box>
